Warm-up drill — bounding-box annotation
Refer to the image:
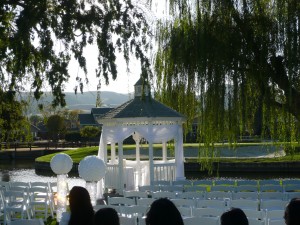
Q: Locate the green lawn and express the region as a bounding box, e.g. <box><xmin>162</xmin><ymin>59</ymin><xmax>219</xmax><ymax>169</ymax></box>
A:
<box><xmin>35</xmin><ymin>143</ymin><xmax>300</xmax><ymax>164</ymax></box>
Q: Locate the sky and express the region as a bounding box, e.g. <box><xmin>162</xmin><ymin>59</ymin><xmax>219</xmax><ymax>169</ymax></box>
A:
<box><xmin>64</xmin><ymin>0</ymin><xmax>167</xmax><ymax>94</ymax></box>
<box><xmin>66</xmin><ymin>45</ymin><xmax>141</xmax><ymax>94</ymax></box>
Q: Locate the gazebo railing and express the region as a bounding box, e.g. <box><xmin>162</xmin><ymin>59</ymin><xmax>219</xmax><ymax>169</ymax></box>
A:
<box><xmin>105</xmin><ymin>164</ymin><xmax>119</xmax><ymax>189</ymax></box>
<box><xmin>153</xmin><ymin>162</ymin><xmax>176</xmax><ymax>182</ymax></box>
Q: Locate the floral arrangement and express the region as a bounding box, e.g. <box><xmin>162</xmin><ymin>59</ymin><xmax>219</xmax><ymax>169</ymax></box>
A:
<box><xmin>78</xmin><ymin>155</ymin><xmax>106</xmax><ymax>182</ymax></box>
<box><xmin>50</xmin><ymin>153</ymin><xmax>73</xmax><ymax>175</ymax></box>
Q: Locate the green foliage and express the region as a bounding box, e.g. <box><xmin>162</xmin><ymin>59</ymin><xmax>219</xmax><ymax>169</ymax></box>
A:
<box><xmin>46</xmin><ymin>114</ymin><xmax>66</xmax><ymax>141</ymax></box>
<box><xmin>0</xmin><ymin>0</ymin><xmax>152</xmax><ymax>136</ymax></box>
<box><xmin>80</xmin><ymin>126</ymin><xmax>100</xmax><ymax>141</ymax></box>
<box><xmin>65</xmin><ymin>131</ymin><xmax>82</xmax><ymax>142</ymax></box>
<box><xmin>154</xmin><ymin>0</ymin><xmax>300</xmax><ymax>169</ymax></box>
<box><xmin>0</xmin><ymin>91</ymin><xmax>30</xmax><ymax>142</ymax></box>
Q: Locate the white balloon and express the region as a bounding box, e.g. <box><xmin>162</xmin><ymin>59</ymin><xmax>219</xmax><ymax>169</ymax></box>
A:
<box><xmin>78</xmin><ymin>156</ymin><xmax>106</xmax><ymax>182</ymax></box>
<box><xmin>50</xmin><ymin>153</ymin><xmax>73</xmax><ymax>175</ymax></box>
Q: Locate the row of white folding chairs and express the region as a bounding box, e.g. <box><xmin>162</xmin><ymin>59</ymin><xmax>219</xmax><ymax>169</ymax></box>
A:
<box><xmin>107</xmin><ymin>195</ymin><xmax>289</xmax><ymax>212</ymax></box>
<box><xmin>0</xmin><ymin>185</ymin><xmax>55</xmax><ymax>225</ymax></box>
<box><xmin>0</xmin><ymin>181</ymin><xmax>57</xmax><ymax>213</ymax></box>
<box><xmin>152</xmin><ymin>179</ymin><xmax>300</xmax><ymax>187</ymax></box>
<box><xmin>94</xmin><ymin>204</ymin><xmax>285</xmax><ymax>225</ymax></box>
<box><xmin>125</xmin><ymin>190</ymin><xmax>300</xmax><ymax>202</ymax></box>
<box><xmin>139</xmin><ymin>183</ymin><xmax>300</xmax><ymax>193</ymax></box>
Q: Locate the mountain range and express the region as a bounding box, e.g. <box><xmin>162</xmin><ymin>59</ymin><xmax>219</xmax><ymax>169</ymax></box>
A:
<box><xmin>21</xmin><ymin>91</ymin><xmax>132</xmax><ymax>115</ymax></box>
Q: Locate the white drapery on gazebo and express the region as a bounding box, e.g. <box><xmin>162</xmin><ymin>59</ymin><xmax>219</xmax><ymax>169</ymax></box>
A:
<box><xmin>96</xmin><ymin>79</ymin><xmax>186</xmax><ymax>194</ymax></box>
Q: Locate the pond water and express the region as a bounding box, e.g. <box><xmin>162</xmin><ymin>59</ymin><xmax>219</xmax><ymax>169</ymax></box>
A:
<box><xmin>0</xmin><ymin>157</ymin><xmax>299</xmax><ymax>186</ymax></box>
<box><xmin>0</xmin><ymin>159</ymin><xmax>85</xmax><ymax>189</ymax></box>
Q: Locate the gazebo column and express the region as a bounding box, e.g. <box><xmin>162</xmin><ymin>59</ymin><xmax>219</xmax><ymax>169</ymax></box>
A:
<box><xmin>175</xmin><ymin>124</ymin><xmax>185</xmax><ymax>181</ymax></box>
<box><xmin>149</xmin><ymin>141</ymin><xmax>154</xmax><ymax>185</ymax></box>
<box><xmin>132</xmin><ymin>133</ymin><xmax>141</xmax><ymax>188</ymax></box>
<box><xmin>118</xmin><ymin>141</ymin><xmax>124</xmax><ymax>193</ymax></box>
<box><xmin>162</xmin><ymin>141</ymin><xmax>167</xmax><ymax>162</ymax></box>
<box><xmin>97</xmin><ymin>133</ymin><xmax>107</xmax><ymax>198</ymax></box>
<box><xmin>111</xmin><ymin>143</ymin><xmax>116</xmax><ymax>164</ymax></box>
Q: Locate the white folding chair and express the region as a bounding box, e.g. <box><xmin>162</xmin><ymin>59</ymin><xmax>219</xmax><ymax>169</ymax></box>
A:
<box><xmin>196</xmin><ymin>199</ymin><xmax>225</xmax><ymax>209</ymax></box>
<box><xmin>179</xmin><ymin>191</ymin><xmax>205</xmax><ymax>200</ymax></box>
<box><xmin>9</xmin><ymin>182</ymin><xmax>30</xmax><ymax>189</ymax></box>
<box><xmin>183</xmin><ymin>216</ymin><xmax>219</xmax><ymax>225</ymax></box>
<box><xmin>248</xmin><ymin>218</ymin><xmax>265</xmax><ymax>225</ymax></box>
<box><xmin>260</xmin><ymin>200</ymin><xmax>288</xmax><ymax>211</ymax></box>
<box><xmin>266</xmin><ymin>209</ymin><xmax>285</xmax><ymax>221</ymax></box>
<box><xmin>160</xmin><ymin>185</ymin><xmax>183</xmax><ymax>193</ymax></box>
<box><xmin>119</xmin><ymin>215</ymin><xmax>137</xmax><ymax>225</ymax></box>
<box><xmin>192</xmin><ymin>207</ymin><xmax>223</xmax><ymax>217</ymax></box>
<box><xmin>210</xmin><ymin>186</ymin><xmax>233</xmax><ymax>192</ymax></box>
<box><xmin>177</xmin><ymin>206</ymin><xmax>192</xmax><ymax>217</ymax></box>
<box><xmin>282</xmin><ymin>179</ymin><xmax>300</xmax><ymax>186</ymax></box>
<box><xmin>259</xmin><ymin>192</ymin><xmax>285</xmax><ymax>200</ymax></box>
<box><xmin>120</xmin><ymin>205</ymin><xmax>147</xmax><ymax>218</ymax></box>
<box><xmin>206</xmin><ymin>191</ymin><xmax>232</xmax><ymax>200</ymax></box>
<box><xmin>235</xmin><ymin>185</ymin><xmax>259</xmax><ymax>192</ymax></box>
<box><xmin>171</xmin><ymin>199</ymin><xmax>195</xmax><ymax>208</ymax></box>
<box><xmin>123</xmin><ymin>191</ymin><xmax>148</xmax><ymax>203</ymax></box>
<box><xmin>7</xmin><ymin>218</ymin><xmax>44</xmax><ymax>225</ymax></box>
<box><xmin>172</xmin><ymin>180</ymin><xmax>192</xmax><ymax>186</ymax></box>
<box><xmin>232</xmin><ymin>192</ymin><xmax>258</xmax><ymax>200</ymax></box>
<box><xmin>267</xmin><ymin>219</ymin><xmax>285</xmax><ymax>225</ymax></box>
<box><xmin>214</xmin><ymin>180</ymin><xmax>236</xmax><ymax>186</ymax></box>
<box><xmin>260</xmin><ymin>185</ymin><xmax>283</xmax><ymax>192</ymax></box>
<box><xmin>3</xmin><ymin>190</ymin><xmax>31</xmax><ymax>225</ymax></box>
<box><xmin>137</xmin><ymin>198</ymin><xmax>155</xmax><ymax>207</ymax></box>
<box><xmin>236</xmin><ymin>180</ymin><xmax>258</xmax><ymax>186</ymax></box>
<box><xmin>27</xmin><ymin>187</ymin><xmax>52</xmax><ymax>220</ymax></box>
<box><xmin>229</xmin><ymin>199</ymin><xmax>260</xmax><ymax>210</ymax></box>
<box><xmin>0</xmin><ymin>182</ymin><xmax>10</xmax><ymax>191</ymax></box>
<box><xmin>193</xmin><ymin>180</ymin><xmax>213</xmax><ymax>186</ymax></box>
<box><xmin>242</xmin><ymin>209</ymin><xmax>265</xmax><ymax>220</ymax></box>
<box><xmin>151</xmin><ymin>191</ymin><xmax>177</xmax><ymax>199</ymax></box>
<box><xmin>152</xmin><ymin>181</ymin><xmax>171</xmax><ymax>186</ymax></box>
<box><xmin>0</xmin><ymin>188</ymin><xmax>5</xmax><ymax>221</ymax></box>
<box><xmin>138</xmin><ymin>185</ymin><xmax>160</xmax><ymax>193</ymax></box>
<box><xmin>283</xmin><ymin>184</ymin><xmax>300</xmax><ymax>192</ymax></box>
<box><xmin>107</xmin><ymin>197</ymin><xmax>136</xmax><ymax>206</ymax></box>
<box><xmin>285</xmin><ymin>192</ymin><xmax>300</xmax><ymax>201</ymax></box>
<box><xmin>259</xmin><ymin>180</ymin><xmax>280</xmax><ymax>186</ymax></box>
<box><xmin>184</xmin><ymin>186</ymin><xmax>207</xmax><ymax>192</ymax></box>
<box><xmin>138</xmin><ymin>217</ymin><xmax>146</xmax><ymax>225</ymax></box>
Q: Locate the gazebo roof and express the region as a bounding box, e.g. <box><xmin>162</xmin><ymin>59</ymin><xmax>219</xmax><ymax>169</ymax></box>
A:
<box><xmin>100</xmin><ymin>96</ymin><xmax>184</xmax><ymax>119</ymax></box>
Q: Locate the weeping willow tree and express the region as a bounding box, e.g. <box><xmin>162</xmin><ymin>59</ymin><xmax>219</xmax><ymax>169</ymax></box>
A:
<box><xmin>0</xmin><ymin>0</ymin><xmax>152</xmax><ymax>141</ymax></box>
<box><xmin>154</xmin><ymin>0</ymin><xmax>300</xmax><ymax>165</ymax></box>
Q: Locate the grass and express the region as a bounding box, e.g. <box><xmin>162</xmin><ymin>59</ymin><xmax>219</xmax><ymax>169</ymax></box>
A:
<box><xmin>35</xmin><ymin>143</ymin><xmax>300</xmax><ymax>164</ymax></box>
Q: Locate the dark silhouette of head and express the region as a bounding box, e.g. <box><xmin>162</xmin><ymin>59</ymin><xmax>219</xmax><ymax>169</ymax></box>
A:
<box><xmin>146</xmin><ymin>198</ymin><xmax>183</xmax><ymax>225</ymax></box>
<box><xmin>94</xmin><ymin>207</ymin><xmax>120</xmax><ymax>225</ymax></box>
<box><xmin>221</xmin><ymin>208</ymin><xmax>249</xmax><ymax>225</ymax></box>
<box><xmin>284</xmin><ymin>198</ymin><xmax>300</xmax><ymax>225</ymax></box>
<box><xmin>68</xmin><ymin>186</ymin><xmax>94</xmax><ymax>225</ymax></box>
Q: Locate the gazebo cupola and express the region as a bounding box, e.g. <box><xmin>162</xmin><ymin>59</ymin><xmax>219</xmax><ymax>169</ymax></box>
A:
<box><xmin>134</xmin><ymin>78</ymin><xmax>150</xmax><ymax>97</ymax></box>
<box><xmin>96</xmin><ymin>78</ymin><xmax>186</xmax><ymax>193</ymax></box>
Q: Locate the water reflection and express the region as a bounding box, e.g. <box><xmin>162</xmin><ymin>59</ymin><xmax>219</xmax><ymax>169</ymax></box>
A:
<box><xmin>1</xmin><ymin>159</ymin><xmax>299</xmax><ymax>187</ymax></box>
<box><xmin>0</xmin><ymin>159</ymin><xmax>85</xmax><ymax>189</ymax></box>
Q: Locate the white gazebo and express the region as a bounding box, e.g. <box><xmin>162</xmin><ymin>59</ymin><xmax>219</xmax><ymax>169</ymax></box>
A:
<box><xmin>97</xmin><ymin>79</ymin><xmax>186</xmax><ymax>193</ymax></box>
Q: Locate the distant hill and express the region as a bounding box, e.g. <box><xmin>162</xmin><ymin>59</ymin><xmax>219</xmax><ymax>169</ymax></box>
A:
<box><xmin>20</xmin><ymin>91</ymin><xmax>132</xmax><ymax>115</ymax></box>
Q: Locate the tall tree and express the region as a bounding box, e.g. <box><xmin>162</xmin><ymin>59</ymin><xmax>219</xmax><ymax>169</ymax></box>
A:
<box><xmin>154</xmin><ymin>0</ymin><xmax>300</xmax><ymax>145</ymax></box>
<box><xmin>0</xmin><ymin>0</ymin><xmax>152</xmax><ymax>140</ymax></box>
<box><xmin>46</xmin><ymin>114</ymin><xmax>65</xmax><ymax>141</ymax></box>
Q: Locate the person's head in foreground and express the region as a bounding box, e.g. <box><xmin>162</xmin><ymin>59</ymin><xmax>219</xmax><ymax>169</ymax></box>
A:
<box><xmin>146</xmin><ymin>198</ymin><xmax>184</xmax><ymax>225</ymax></box>
<box><xmin>221</xmin><ymin>208</ymin><xmax>249</xmax><ymax>225</ymax></box>
<box><xmin>94</xmin><ymin>207</ymin><xmax>120</xmax><ymax>225</ymax></box>
<box><xmin>284</xmin><ymin>198</ymin><xmax>300</xmax><ymax>225</ymax></box>
<box><xmin>68</xmin><ymin>186</ymin><xmax>94</xmax><ymax>225</ymax></box>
